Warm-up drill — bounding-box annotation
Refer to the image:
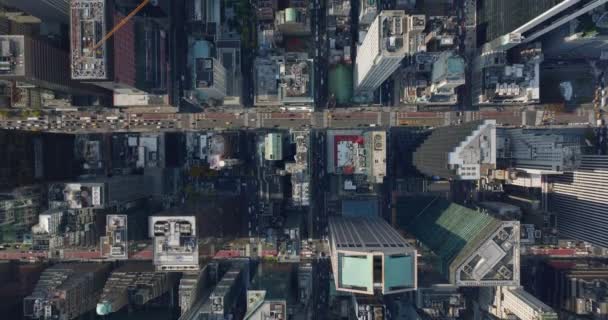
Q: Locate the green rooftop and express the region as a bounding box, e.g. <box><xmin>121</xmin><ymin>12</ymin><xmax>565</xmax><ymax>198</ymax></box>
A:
<box><xmin>396</xmin><ymin>196</ymin><xmax>501</xmax><ymax>279</ymax></box>
<box><xmin>329</xmin><ymin>64</ymin><xmax>353</xmax><ymax>105</ymax></box>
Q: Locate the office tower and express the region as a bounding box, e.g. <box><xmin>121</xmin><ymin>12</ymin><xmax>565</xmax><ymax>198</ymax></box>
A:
<box><xmin>245</xmin><ymin>263</ymin><xmax>297</xmax><ymax>320</ymax></box>
<box><xmin>429</xmin><ymin>51</ymin><xmax>465</xmax><ymax>102</ymax></box>
<box><xmin>96</xmin><ymin>263</ymin><xmax>174</xmax><ymax>316</ymax></box>
<box><xmin>355</xmin><ymin>11</ymin><xmax>425</xmax><ymax>93</ymax></box>
<box><xmin>478</xmin><ymin>0</ymin><xmax>608</xmax><ymax>52</ymax></box>
<box><xmin>71</xmin><ymin>0</ymin><xmax>167</xmax><ymax>95</ymax></box>
<box><xmin>397</xmin><ymin>196</ymin><xmax>520</xmax><ymax>286</ymax></box>
<box><xmin>179</xmin><ymin>268</ymin><xmax>208</xmax><ymax>315</ymax></box>
<box><xmin>413</xmin><ymin>120</ymin><xmax>496</xmax><ymax>180</ymax></box>
<box><xmin>275</xmin><ymin>8</ymin><xmax>311</xmax><ymax>36</ymax></box>
<box><xmin>180</xmin><ymin>261</ymin><xmax>249</xmax><ymax>320</ymax></box>
<box><xmin>185</xmin><ymin>0</ymin><xmax>221</xmax><ymax>40</ymax></box>
<box><xmin>480</xmin><ymin>286</ymin><xmax>557</xmax><ymax>320</ymax></box>
<box><xmin>23</xmin><ymin>263</ymin><xmax>111</xmax><ymax>320</ymax></box>
<box><xmin>328</xmin><ymin>216</ymin><xmax>417</xmax><ymax>295</ymax></box>
<box><xmin>535</xmin><ymin>259</ymin><xmax>608</xmax><ymax>317</ymax></box>
<box><xmin>149</xmin><ymin>216</ymin><xmax>199</xmax><ymax>271</ymax></box>
<box><xmin>549</xmin><ymin>155</ymin><xmax>608</xmax><ymax>248</ymax></box>
<box><xmin>497</xmin><ymin>128</ymin><xmax>584</xmax><ymax>174</ymax></box>
<box><xmin>1</xmin><ymin>0</ymin><xmax>69</xmax><ymax>24</ymax></box>
<box><xmin>190</xmin><ymin>54</ymin><xmax>227</xmax><ymax>102</ymax></box>
<box><xmin>0</xmin><ymin>130</ymin><xmax>77</xmax><ymax>190</ymax></box>
<box><xmin>0</xmin><ymin>35</ymin><xmax>108</xmax><ymax>99</ymax></box>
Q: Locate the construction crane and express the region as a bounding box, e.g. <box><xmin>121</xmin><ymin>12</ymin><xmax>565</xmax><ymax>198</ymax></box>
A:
<box><xmin>89</xmin><ymin>0</ymin><xmax>150</xmax><ymax>52</ymax></box>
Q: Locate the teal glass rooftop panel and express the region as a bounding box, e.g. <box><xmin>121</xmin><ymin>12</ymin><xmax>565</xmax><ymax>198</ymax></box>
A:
<box><xmin>384</xmin><ymin>255</ymin><xmax>414</xmax><ymax>291</ymax></box>
<box><xmin>339</xmin><ymin>254</ymin><xmax>372</xmax><ymax>291</ymax></box>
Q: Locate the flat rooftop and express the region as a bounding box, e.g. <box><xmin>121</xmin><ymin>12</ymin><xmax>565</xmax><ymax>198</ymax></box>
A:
<box><xmin>70</xmin><ymin>0</ymin><xmax>108</xmax><ymax>80</ymax></box>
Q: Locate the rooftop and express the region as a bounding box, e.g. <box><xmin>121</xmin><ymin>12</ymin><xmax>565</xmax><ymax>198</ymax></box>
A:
<box><xmin>397</xmin><ymin>196</ymin><xmax>520</xmax><ymax>286</ymax></box>
<box><xmin>70</xmin><ymin>0</ymin><xmax>108</xmax><ymax>80</ymax></box>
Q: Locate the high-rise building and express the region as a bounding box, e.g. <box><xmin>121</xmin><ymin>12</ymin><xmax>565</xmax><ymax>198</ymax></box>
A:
<box><xmin>24</xmin><ymin>263</ymin><xmax>111</xmax><ymax>320</ymax></box>
<box><xmin>355</xmin><ymin>11</ymin><xmax>425</xmax><ymax>93</ymax></box>
<box><xmin>71</xmin><ymin>0</ymin><xmax>167</xmax><ymax>95</ymax></box>
<box><xmin>497</xmin><ymin>128</ymin><xmax>584</xmax><ymax>174</ymax></box>
<box><xmin>549</xmin><ymin>155</ymin><xmax>608</xmax><ymax>248</ymax></box>
<box><xmin>397</xmin><ymin>196</ymin><xmax>520</xmax><ymax>286</ymax></box>
<box><xmin>413</xmin><ymin>120</ymin><xmax>496</xmax><ymax>180</ymax></box>
<box><xmin>328</xmin><ymin>216</ymin><xmax>417</xmax><ymax>295</ymax></box>
<box><xmin>0</xmin><ymin>35</ymin><xmax>108</xmax><ymax>99</ymax></box>
<box><xmin>1</xmin><ymin>0</ymin><xmax>69</xmax><ymax>24</ymax></box>
<box><xmin>191</xmin><ymin>56</ymin><xmax>227</xmax><ymax>102</ymax></box>
<box><xmin>480</xmin><ymin>286</ymin><xmax>557</xmax><ymax>320</ymax></box>
<box><xmin>478</xmin><ymin>0</ymin><xmax>608</xmax><ymax>52</ymax></box>
<box><xmin>535</xmin><ymin>259</ymin><xmax>608</xmax><ymax>318</ymax></box>
<box><xmin>429</xmin><ymin>51</ymin><xmax>465</xmax><ymax>102</ymax></box>
<box><xmin>96</xmin><ymin>263</ymin><xmax>174</xmax><ymax>316</ymax></box>
<box><xmin>181</xmin><ymin>261</ymin><xmax>249</xmax><ymax>320</ymax></box>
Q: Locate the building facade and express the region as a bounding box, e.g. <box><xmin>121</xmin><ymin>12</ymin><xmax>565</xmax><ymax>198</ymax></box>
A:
<box><xmin>549</xmin><ymin>155</ymin><xmax>608</xmax><ymax>248</ymax></box>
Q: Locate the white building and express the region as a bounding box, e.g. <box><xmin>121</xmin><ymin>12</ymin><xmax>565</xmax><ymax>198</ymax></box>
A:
<box><xmin>355</xmin><ymin>11</ymin><xmax>425</xmax><ymax>94</ymax></box>
<box><xmin>482</xmin><ymin>286</ymin><xmax>557</xmax><ymax>320</ymax></box>
<box><xmin>149</xmin><ymin>216</ymin><xmax>199</xmax><ymax>271</ymax></box>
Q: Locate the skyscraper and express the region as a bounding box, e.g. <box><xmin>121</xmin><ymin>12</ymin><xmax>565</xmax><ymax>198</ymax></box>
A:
<box><xmin>328</xmin><ymin>216</ymin><xmax>417</xmax><ymax>295</ymax></box>
<box><xmin>397</xmin><ymin>196</ymin><xmax>520</xmax><ymax>286</ymax></box>
<box><xmin>413</xmin><ymin>120</ymin><xmax>496</xmax><ymax>180</ymax></box>
<box><xmin>24</xmin><ymin>263</ymin><xmax>111</xmax><ymax>320</ymax></box>
<box><xmin>355</xmin><ymin>11</ymin><xmax>425</xmax><ymax>93</ymax></box>
<box><xmin>497</xmin><ymin>127</ymin><xmax>585</xmax><ymax>174</ymax></box>
<box><xmin>549</xmin><ymin>155</ymin><xmax>608</xmax><ymax>248</ymax></box>
<box><xmin>0</xmin><ymin>35</ymin><xmax>109</xmax><ymax>98</ymax></box>
<box><xmin>478</xmin><ymin>0</ymin><xmax>608</xmax><ymax>52</ymax></box>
